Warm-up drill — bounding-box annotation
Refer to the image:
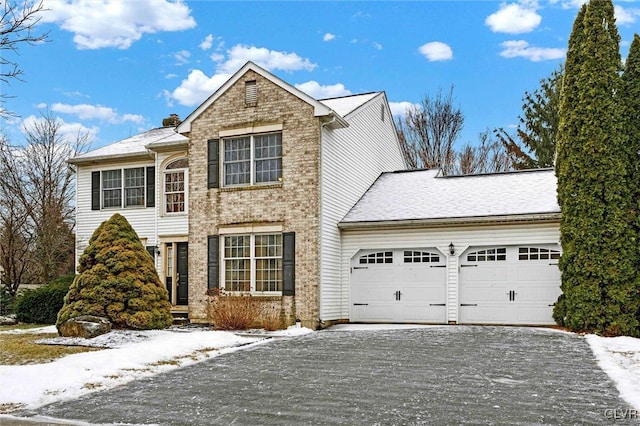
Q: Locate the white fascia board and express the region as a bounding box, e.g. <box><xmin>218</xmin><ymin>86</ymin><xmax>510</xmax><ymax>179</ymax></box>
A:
<box><xmin>177</xmin><ymin>61</ymin><xmax>342</xmax><ymax>133</ymax></box>
<box><xmin>67</xmin><ymin>151</ymin><xmax>153</xmax><ymax>166</ymax></box>
<box><xmin>338</xmin><ymin>213</ymin><xmax>561</xmax><ymax>230</ymax></box>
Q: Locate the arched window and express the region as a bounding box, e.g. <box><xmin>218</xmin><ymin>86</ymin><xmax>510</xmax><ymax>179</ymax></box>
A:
<box><xmin>164</xmin><ymin>158</ymin><xmax>188</xmax><ymax>214</ymax></box>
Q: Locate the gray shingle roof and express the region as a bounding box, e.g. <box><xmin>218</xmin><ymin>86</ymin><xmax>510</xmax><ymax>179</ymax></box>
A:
<box><xmin>340</xmin><ymin>168</ymin><xmax>560</xmax><ymax>226</ymax></box>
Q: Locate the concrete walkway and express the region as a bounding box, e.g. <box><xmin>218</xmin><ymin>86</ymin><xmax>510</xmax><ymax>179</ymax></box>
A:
<box><xmin>19</xmin><ymin>326</ymin><xmax>638</xmax><ymax>425</ymax></box>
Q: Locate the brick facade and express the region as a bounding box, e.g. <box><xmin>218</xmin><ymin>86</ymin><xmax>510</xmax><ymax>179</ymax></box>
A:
<box><xmin>187</xmin><ymin>70</ymin><xmax>322</xmax><ymax>328</ymax></box>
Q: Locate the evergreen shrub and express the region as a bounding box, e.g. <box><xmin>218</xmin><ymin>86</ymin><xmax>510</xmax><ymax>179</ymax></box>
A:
<box><xmin>56</xmin><ymin>213</ymin><xmax>172</xmax><ymax>331</ymax></box>
<box><xmin>14</xmin><ymin>275</ymin><xmax>74</xmax><ymax>324</ymax></box>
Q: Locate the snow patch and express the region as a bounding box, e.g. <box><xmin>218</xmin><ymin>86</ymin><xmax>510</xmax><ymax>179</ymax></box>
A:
<box><xmin>586</xmin><ymin>334</ymin><xmax>640</xmax><ymax>410</ymax></box>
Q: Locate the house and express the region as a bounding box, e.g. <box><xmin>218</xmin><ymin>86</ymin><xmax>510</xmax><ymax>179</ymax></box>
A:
<box><xmin>69</xmin><ymin>61</ymin><xmax>563</xmax><ymax>329</ymax></box>
<box><xmin>69</xmin><ymin>61</ymin><xmax>406</xmax><ymax>327</ymax></box>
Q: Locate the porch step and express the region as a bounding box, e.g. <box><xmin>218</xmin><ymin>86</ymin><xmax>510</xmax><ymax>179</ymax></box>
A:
<box><xmin>171</xmin><ymin>311</ymin><xmax>189</xmax><ymax>326</ymax></box>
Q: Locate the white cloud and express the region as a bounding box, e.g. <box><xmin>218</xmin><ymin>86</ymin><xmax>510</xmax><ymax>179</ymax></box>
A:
<box><xmin>168</xmin><ymin>44</ymin><xmax>317</xmax><ymax>107</ymax></box>
<box><xmin>174</xmin><ymin>50</ymin><xmax>191</xmax><ymax>65</ymax></box>
<box><xmin>615</xmin><ymin>5</ymin><xmax>640</xmax><ymax>25</ymax></box>
<box><xmin>373</xmin><ymin>42</ymin><xmax>383</xmax><ymax>50</ymax></box>
<box><xmin>389</xmin><ymin>101</ymin><xmax>420</xmax><ymax>117</ymax></box>
<box><xmin>499</xmin><ymin>40</ymin><xmax>566</xmax><ymax>61</ymax></box>
<box><xmin>165</xmin><ymin>73</ymin><xmax>178</xmax><ymax>79</ymax></box>
<box><xmin>485</xmin><ymin>2</ymin><xmax>542</xmax><ymax>34</ymax></box>
<box><xmin>169</xmin><ymin>70</ymin><xmax>232</xmax><ymax>107</ymax></box>
<box><xmin>294</xmin><ymin>81</ymin><xmax>351</xmax><ymax>99</ymax></box>
<box><xmin>42</xmin><ymin>0</ymin><xmax>196</xmax><ymax>49</ymax></box>
<box><xmin>200</xmin><ymin>34</ymin><xmax>214</xmax><ymax>50</ymax></box>
<box><xmin>548</xmin><ymin>0</ymin><xmax>586</xmax><ymax>9</ymax></box>
<box><xmin>418</xmin><ymin>42</ymin><xmax>453</xmax><ymax>62</ymax></box>
<box><xmin>323</xmin><ymin>33</ymin><xmax>336</xmax><ymax>42</ymax></box>
<box><xmin>218</xmin><ymin>45</ymin><xmax>317</xmax><ymax>74</ymax></box>
<box><xmin>50</xmin><ymin>103</ymin><xmax>145</xmax><ymax>124</ymax></box>
<box><xmin>210</xmin><ymin>52</ymin><xmax>225</xmax><ymax>62</ymax></box>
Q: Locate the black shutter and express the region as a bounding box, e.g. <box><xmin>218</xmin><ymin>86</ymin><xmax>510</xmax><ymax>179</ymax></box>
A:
<box><xmin>208</xmin><ymin>139</ymin><xmax>220</xmax><ymax>188</ymax></box>
<box><xmin>146</xmin><ymin>166</ymin><xmax>155</xmax><ymax>208</ymax></box>
<box><xmin>91</xmin><ymin>171</ymin><xmax>100</xmax><ymax>210</ymax></box>
<box><xmin>282</xmin><ymin>232</ymin><xmax>295</xmax><ymax>296</ymax></box>
<box><xmin>145</xmin><ymin>245</ymin><xmax>156</xmax><ymax>260</ymax></box>
<box><xmin>208</xmin><ymin>235</ymin><xmax>219</xmax><ymax>290</ymax></box>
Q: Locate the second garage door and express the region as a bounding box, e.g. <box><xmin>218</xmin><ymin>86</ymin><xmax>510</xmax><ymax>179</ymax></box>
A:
<box><xmin>350</xmin><ymin>249</ymin><xmax>447</xmax><ymax>323</ymax></box>
<box><xmin>459</xmin><ymin>245</ymin><xmax>562</xmax><ymax>325</ymax></box>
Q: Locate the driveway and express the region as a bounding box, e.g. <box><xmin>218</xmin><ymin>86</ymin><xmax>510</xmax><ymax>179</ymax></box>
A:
<box><xmin>21</xmin><ymin>326</ymin><xmax>637</xmax><ymax>425</ymax></box>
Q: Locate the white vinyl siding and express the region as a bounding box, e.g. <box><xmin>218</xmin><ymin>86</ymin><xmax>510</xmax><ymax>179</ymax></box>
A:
<box><xmin>341</xmin><ymin>222</ymin><xmax>561</xmax><ymax>324</ymax></box>
<box><xmin>319</xmin><ymin>93</ymin><xmax>405</xmax><ymax>321</ymax></box>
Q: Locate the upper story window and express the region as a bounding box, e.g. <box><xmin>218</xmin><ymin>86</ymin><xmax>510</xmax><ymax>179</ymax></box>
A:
<box><xmin>223</xmin><ymin>132</ymin><xmax>282</xmax><ymax>186</ymax></box>
<box><xmin>101</xmin><ymin>167</ymin><xmax>145</xmax><ymax>208</ymax></box>
<box><xmin>164</xmin><ymin>158</ymin><xmax>188</xmax><ymax>214</ymax></box>
<box><xmin>91</xmin><ymin>167</ymin><xmax>154</xmax><ymax>211</ymax></box>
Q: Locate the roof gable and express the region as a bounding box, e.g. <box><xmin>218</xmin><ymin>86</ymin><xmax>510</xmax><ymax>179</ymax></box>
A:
<box><xmin>177</xmin><ymin>61</ymin><xmax>347</xmax><ymax>133</ymax></box>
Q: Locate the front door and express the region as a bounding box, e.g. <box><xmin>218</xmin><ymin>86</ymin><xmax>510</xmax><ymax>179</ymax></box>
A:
<box><xmin>176</xmin><ymin>242</ymin><xmax>188</xmax><ymax>305</ymax></box>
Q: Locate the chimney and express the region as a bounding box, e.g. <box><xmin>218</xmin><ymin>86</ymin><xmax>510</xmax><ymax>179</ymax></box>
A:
<box><xmin>162</xmin><ymin>114</ymin><xmax>181</xmax><ymax>127</ymax></box>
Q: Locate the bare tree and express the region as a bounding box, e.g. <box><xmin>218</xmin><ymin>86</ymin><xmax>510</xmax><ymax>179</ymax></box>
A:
<box><xmin>454</xmin><ymin>131</ymin><xmax>512</xmax><ymax>175</ymax></box>
<box><xmin>396</xmin><ymin>86</ymin><xmax>463</xmax><ymax>173</ymax></box>
<box><xmin>0</xmin><ymin>112</ymin><xmax>90</xmax><ymax>289</ymax></box>
<box><xmin>1</xmin><ymin>0</ymin><xmax>49</xmax><ymax>118</ymax></box>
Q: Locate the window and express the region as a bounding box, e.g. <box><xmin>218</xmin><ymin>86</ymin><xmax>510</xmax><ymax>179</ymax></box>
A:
<box><xmin>164</xmin><ymin>158</ymin><xmax>188</xmax><ymax>214</ymax></box>
<box><xmin>359</xmin><ymin>251</ymin><xmax>393</xmax><ymax>264</ymax></box>
<box><xmin>518</xmin><ymin>247</ymin><xmax>560</xmax><ymax>261</ymax></box>
<box><xmin>102</xmin><ymin>169</ymin><xmax>121</xmax><ymax>208</ymax></box>
<box><xmin>124</xmin><ymin>168</ymin><xmax>145</xmax><ymax>207</ymax></box>
<box><xmin>467</xmin><ymin>248</ymin><xmax>506</xmax><ymax>262</ymax></box>
<box><xmin>223</xmin><ymin>234</ymin><xmax>282</xmax><ymax>293</ymax></box>
<box><xmin>223</xmin><ymin>132</ymin><xmax>282</xmax><ymax>186</ymax></box>
<box><xmin>98</xmin><ymin>167</ymin><xmax>150</xmax><ymax>209</ymax></box>
<box><xmin>404</xmin><ymin>250</ymin><xmax>440</xmax><ymax>263</ymax></box>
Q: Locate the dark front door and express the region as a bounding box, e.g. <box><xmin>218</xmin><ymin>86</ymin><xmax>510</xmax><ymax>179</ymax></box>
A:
<box><xmin>177</xmin><ymin>242</ymin><xmax>188</xmax><ymax>305</ymax></box>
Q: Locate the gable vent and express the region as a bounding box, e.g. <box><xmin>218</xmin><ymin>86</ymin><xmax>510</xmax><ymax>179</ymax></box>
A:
<box><xmin>245</xmin><ymin>80</ymin><xmax>257</xmax><ymax>106</ymax></box>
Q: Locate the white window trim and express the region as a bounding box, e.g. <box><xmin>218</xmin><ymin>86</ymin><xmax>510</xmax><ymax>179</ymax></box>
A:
<box><xmin>221</xmin><ymin>132</ymin><xmax>282</xmax><ymax>187</ymax></box>
<box><xmin>101</xmin><ymin>167</ymin><xmax>147</xmax><ymax>210</ymax></box>
<box><xmin>221</xmin><ymin>233</ymin><xmax>283</xmax><ymax>296</ymax></box>
<box><xmin>163</xmin><ymin>165</ymin><xmax>188</xmax><ymax>216</ymax></box>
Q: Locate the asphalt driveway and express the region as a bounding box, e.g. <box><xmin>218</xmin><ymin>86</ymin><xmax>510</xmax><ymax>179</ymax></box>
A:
<box><xmin>22</xmin><ymin>326</ymin><xmax>637</xmax><ymax>425</ymax></box>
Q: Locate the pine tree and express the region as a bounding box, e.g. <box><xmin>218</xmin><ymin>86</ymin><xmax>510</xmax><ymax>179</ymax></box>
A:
<box><xmin>56</xmin><ymin>213</ymin><xmax>173</xmax><ymax>331</ymax></box>
<box><xmin>621</xmin><ymin>34</ymin><xmax>640</xmax><ymax>324</ymax></box>
<box><xmin>555</xmin><ymin>1</ymin><xmax>638</xmax><ymax>336</ymax></box>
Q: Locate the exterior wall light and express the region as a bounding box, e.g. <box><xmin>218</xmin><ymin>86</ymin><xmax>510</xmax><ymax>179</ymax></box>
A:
<box><xmin>449</xmin><ymin>242</ymin><xmax>455</xmax><ymax>255</ymax></box>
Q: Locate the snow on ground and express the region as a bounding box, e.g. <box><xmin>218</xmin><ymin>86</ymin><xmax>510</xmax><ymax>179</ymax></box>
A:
<box><xmin>587</xmin><ymin>334</ymin><xmax>640</xmax><ymax>410</ymax></box>
<box><xmin>0</xmin><ymin>325</ymin><xmax>312</xmax><ymax>413</ymax></box>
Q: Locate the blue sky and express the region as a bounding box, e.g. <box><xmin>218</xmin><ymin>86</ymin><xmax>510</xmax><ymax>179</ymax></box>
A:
<box><xmin>2</xmin><ymin>0</ymin><xmax>639</xmax><ymax>151</ymax></box>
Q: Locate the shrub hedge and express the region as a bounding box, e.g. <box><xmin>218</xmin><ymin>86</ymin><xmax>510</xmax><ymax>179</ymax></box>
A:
<box><xmin>14</xmin><ymin>274</ymin><xmax>75</xmax><ymax>324</ymax></box>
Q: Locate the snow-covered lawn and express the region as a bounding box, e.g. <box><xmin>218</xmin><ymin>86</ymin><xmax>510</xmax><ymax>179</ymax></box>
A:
<box><xmin>587</xmin><ymin>334</ymin><xmax>640</xmax><ymax>411</ymax></box>
<box><xmin>0</xmin><ymin>325</ymin><xmax>312</xmax><ymax>414</ymax></box>
<box><xmin>0</xmin><ymin>324</ymin><xmax>638</xmax><ymax>421</ymax></box>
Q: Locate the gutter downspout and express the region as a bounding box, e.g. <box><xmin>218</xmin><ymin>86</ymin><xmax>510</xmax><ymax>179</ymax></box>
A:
<box><xmin>150</xmin><ymin>149</ymin><xmax>159</xmax><ymax>272</ymax></box>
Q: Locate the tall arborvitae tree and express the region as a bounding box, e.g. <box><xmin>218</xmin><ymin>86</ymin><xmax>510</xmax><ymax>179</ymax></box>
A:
<box><xmin>555</xmin><ymin>1</ymin><xmax>638</xmax><ymax>336</ymax></box>
<box><xmin>621</xmin><ymin>34</ymin><xmax>640</xmax><ymax>317</ymax></box>
<box><xmin>57</xmin><ymin>214</ymin><xmax>173</xmax><ymax>331</ymax></box>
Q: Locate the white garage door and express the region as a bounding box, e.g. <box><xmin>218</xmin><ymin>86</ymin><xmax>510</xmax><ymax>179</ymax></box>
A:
<box><xmin>350</xmin><ymin>249</ymin><xmax>447</xmax><ymax>323</ymax></box>
<box><xmin>459</xmin><ymin>245</ymin><xmax>562</xmax><ymax>325</ymax></box>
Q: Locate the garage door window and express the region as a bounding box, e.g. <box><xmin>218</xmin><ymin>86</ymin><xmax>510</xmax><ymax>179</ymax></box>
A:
<box><xmin>359</xmin><ymin>251</ymin><xmax>393</xmax><ymax>264</ymax></box>
<box><xmin>404</xmin><ymin>251</ymin><xmax>440</xmax><ymax>263</ymax></box>
<box><xmin>518</xmin><ymin>247</ymin><xmax>560</xmax><ymax>260</ymax></box>
<box><xmin>467</xmin><ymin>248</ymin><xmax>506</xmax><ymax>262</ymax></box>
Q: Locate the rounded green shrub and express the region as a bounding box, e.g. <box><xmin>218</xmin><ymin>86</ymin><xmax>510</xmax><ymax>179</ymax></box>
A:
<box><xmin>14</xmin><ymin>275</ymin><xmax>74</xmax><ymax>324</ymax></box>
<box><xmin>56</xmin><ymin>213</ymin><xmax>173</xmax><ymax>331</ymax></box>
